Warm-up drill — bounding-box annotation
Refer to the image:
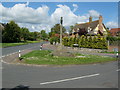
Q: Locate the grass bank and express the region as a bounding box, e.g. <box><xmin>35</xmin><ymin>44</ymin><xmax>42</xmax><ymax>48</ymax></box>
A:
<box><xmin>21</xmin><ymin>50</ymin><xmax>116</xmax><ymax>65</ymax></box>
<box><xmin>1</xmin><ymin>40</ymin><xmax>42</xmax><ymax>48</ymax></box>
<box><xmin>100</xmin><ymin>51</ymin><xmax>120</xmax><ymax>54</ymax></box>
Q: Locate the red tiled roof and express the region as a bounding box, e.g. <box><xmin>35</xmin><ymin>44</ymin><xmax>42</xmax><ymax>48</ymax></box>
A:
<box><xmin>110</xmin><ymin>28</ymin><xmax>120</xmax><ymax>32</ymax></box>
<box><xmin>109</xmin><ymin>28</ymin><xmax>120</xmax><ymax>36</ymax></box>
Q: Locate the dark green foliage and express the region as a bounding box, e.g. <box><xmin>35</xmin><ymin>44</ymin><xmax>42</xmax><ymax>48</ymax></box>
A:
<box><xmin>2</xmin><ymin>21</ymin><xmax>41</xmax><ymax>43</ymax></box>
<box><xmin>50</xmin><ymin>37</ymin><xmax>60</xmax><ymax>45</ymax></box>
<box><xmin>69</xmin><ymin>37</ymin><xmax>74</xmax><ymax>47</ymax></box>
<box><xmin>40</xmin><ymin>30</ymin><xmax>48</xmax><ymax>40</ymax></box>
<box><xmin>106</xmin><ymin>36</ymin><xmax>120</xmax><ymax>45</ymax></box>
<box><xmin>2</xmin><ymin>21</ymin><xmax>21</xmax><ymax>43</ymax></box>
<box><xmin>51</xmin><ymin>24</ymin><xmax>66</xmax><ymax>34</ymax></box>
<box><xmin>63</xmin><ymin>35</ymin><xmax>108</xmax><ymax>49</ymax></box>
<box><xmin>62</xmin><ymin>37</ymin><xmax>69</xmax><ymax>46</ymax></box>
<box><xmin>27</xmin><ymin>32</ymin><xmax>38</xmax><ymax>41</ymax></box>
<box><xmin>20</xmin><ymin>27</ymin><xmax>30</xmax><ymax>41</ymax></box>
<box><xmin>107</xmin><ymin>36</ymin><xmax>119</xmax><ymax>41</ymax></box>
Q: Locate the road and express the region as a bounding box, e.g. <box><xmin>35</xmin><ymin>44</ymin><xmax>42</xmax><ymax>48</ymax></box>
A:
<box><xmin>1</xmin><ymin>42</ymin><xmax>119</xmax><ymax>89</ymax></box>
<box><xmin>2</xmin><ymin>42</ymin><xmax>46</xmax><ymax>56</ymax></box>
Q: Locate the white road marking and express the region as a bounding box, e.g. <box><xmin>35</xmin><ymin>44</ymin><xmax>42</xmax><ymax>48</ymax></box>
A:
<box><xmin>0</xmin><ymin>44</ymin><xmax>41</xmax><ymax>64</ymax></box>
<box><xmin>1</xmin><ymin>60</ymin><xmax>8</xmax><ymax>64</ymax></box>
<box><xmin>116</xmin><ymin>69</ymin><xmax>120</xmax><ymax>72</ymax></box>
<box><xmin>0</xmin><ymin>45</ymin><xmax>40</xmax><ymax>58</ymax></box>
<box><xmin>1</xmin><ymin>56</ymin><xmax>5</xmax><ymax>58</ymax></box>
<box><xmin>40</xmin><ymin>73</ymin><xmax>100</xmax><ymax>85</ymax></box>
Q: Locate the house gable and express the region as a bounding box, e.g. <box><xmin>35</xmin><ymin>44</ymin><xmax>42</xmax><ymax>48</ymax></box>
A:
<box><xmin>94</xmin><ymin>24</ymin><xmax>107</xmax><ymax>35</ymax></box>
<box><xmin>72</xmin><ymin>15</ymin><xmax>107</xmax><ymax>36</ymax></box>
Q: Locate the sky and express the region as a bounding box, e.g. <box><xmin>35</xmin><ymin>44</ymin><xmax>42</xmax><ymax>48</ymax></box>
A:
<box><xmin>0</xmin><ymin>2</ymin><xmax>118</xmax><ymax>32</ymax></box>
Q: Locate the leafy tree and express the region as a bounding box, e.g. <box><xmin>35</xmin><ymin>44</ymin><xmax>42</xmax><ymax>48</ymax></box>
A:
<box><xmin>40</xmin><ymin>30</ymin><xmax>48</xmax><ymax>40</ymax></box>
<box><xmin>51</xmin><ymin>24</ymin><xmax>66</xmax><ymax>34</ymax></box>
<box><xmin>27</xmin><ymin>32</ymin><xmax>39</xmax><ymax>41</ymax></box>
<box><xmin>20</xmin><ymin>27</ymin><xmax>29</xmax><ymax>42</ymax></box>
<box><xmin>2</xmin><ymin>21</ymin><xmax>21</xmax><ymax>43</ymax></box>
<box><xmin>33</xmin><ymin>32</ymin><xmax>39</xmax><ymax>40</ymax></box>
<box><xmin>69</xmin><ymin>25</ymin><xmax>74</xmax><ymax>34</ymax></box>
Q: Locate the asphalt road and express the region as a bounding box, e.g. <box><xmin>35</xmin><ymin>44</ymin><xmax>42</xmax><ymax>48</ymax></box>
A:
<box><xmin>1</xmin><ymin>42</ymin><xmax>119</xmax><ymax>88</ymax></box>
<box><xmin>2</xmin><ymin>42</ymin><xmax>46</xmax><ymax>56</ymax></box>
<box><xmin>2</xmin><ymin>61</ymin><xmax>118</xmax><ymax>88</ymax></box>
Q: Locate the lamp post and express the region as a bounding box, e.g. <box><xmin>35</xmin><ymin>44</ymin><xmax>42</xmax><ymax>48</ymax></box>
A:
<box><xmin>60</xmin><ymin>17</ymin><xmax>63</xmax><ymax>46</ymax></box>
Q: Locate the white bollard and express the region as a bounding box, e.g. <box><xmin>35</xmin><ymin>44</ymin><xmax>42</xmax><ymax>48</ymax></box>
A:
<box><xmin>116</xmin><ymin>52</ymin><xmax>118</xmax><ymax>58</ymax></box>
<box><xmin>19</xmin><ymin>50</ymin><xmax>21</xmax><ymax>58</ymax></box>
<box><xmin>40</xmin><ymin>45</ymin><xmax>42</xmax><ymax>50</ymax></box>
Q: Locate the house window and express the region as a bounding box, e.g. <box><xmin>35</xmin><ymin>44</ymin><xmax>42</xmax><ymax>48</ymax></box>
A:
<box><xmin>88</xmin><ymin>27</ymin><xmax>92</xmax><ymax>32</ymax></box>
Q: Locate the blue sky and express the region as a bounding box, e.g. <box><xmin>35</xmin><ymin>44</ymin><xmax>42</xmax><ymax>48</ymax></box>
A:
<box><xmin>0</xmin><ymin>2</ymin><xmax>118</xmax><ymax>32</ymax></box>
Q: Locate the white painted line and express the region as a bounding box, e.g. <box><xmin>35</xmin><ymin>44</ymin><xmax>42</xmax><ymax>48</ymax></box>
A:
<box><xmin>0</xmin><ymin>44</ymin><xmax>41</xmax><ymax>60</ymax></box>
<box><xmin>116</xmin><ymin>69</ymin><xmax>120</xmax><ymax>72</ymax></box>
<box><xmin>1</xmin><ymin>59</ymin><xmax>9</xmax><ymax>64</ymax></box>
<box><xmin>40</xmin><ymin>73</ymin><xmax>100</xmax><ymax>85</ymax></box>
<box><xmin>1</xmin><ymin>56</ymin><xmax>5</xmax><ymax>58</ymax></box>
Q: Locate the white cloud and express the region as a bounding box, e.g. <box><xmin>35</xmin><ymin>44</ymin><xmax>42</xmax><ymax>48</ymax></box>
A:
<box><xmin>0</xmin><ymin>3</ymin><xmax>49</xmax><ymax>24</ymax></box>
<box><xmin>51</xmin><ymin>4</ymin><xmax>88</xmax><ymax>27</ymax></box>
<box><xmin>72</xmin><ymin>4</ymin><xmax>78</xmax><ymax>12</ymax></box>
<box><xmin>106</xmin><ymin>21</ymin><xmax>118</xmax><ymax>29</ymax></box>
<box><xmin>0</xmin><ymin>3</ymin><xmax>102</xmax><ymax>32</ymax></box>
<box><xmin>88</xmin><ymin>10</ymin><xmax>100</xmax><ymax>18</ymax></box>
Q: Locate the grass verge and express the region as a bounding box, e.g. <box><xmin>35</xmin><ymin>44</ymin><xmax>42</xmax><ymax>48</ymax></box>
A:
<box><xmin>1</xmin><ymin>40</ymin><xmax>42</xmax><ymax>48</ymax></box>
<box><xmin>20</xmin><ymin>50</ymin><xmax>117</xmax><ymax>65</ymax></box>
<box><xmin>100</xmin><ymin>51</ymin><xmax>120</xmax><ymax>54</ymax></box>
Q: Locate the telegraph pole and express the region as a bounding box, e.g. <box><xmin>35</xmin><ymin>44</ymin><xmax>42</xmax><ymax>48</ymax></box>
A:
<box><xmin>60</xmin><ymin>17</ymin><xmax>63</xmax><ymax>46</ymax></box>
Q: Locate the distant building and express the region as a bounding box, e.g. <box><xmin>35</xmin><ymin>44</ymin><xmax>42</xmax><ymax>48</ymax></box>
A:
<box><xmin>71</xmin><ymin>15</ymin><xmax>108</xmax><ymax>37</ymax></box>
<box><xmin>109</xmin><ymin>28</ymin><xmax>120</xmax><ymax>36</ymax></box>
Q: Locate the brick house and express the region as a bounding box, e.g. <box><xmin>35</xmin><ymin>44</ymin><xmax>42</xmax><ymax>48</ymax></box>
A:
<box><xmin>109</xmin><ymin>28</ymin><xmax>120</xmax><ymax>36</ymax></box>
<box><xmin>71</xmin><ymin>15</ymin><xmax>108</xmax><ymax>37</ymax></box>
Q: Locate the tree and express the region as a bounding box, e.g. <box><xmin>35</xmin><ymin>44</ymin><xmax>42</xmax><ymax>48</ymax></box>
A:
<box><xmin>69</xmin><ymin>25</ymin><xmax>74</xmax><ymax>34</ymax></box>
<box><xmin>40</xmin><ymin>30</ymin><xmax>48</xmax><ymax>40</ymax></box>
<box><xmin>51</xmin><ymin>24</ymin><xmax>66</xmax><ymax>34</ymax></box>
<box><xmin>20</xmin><ymin>27</ymin><xmax>29</xmax><ymax>41</ymax></box>
<box><xmin>2</xmin><ymin>21</ymin><xmax>21</xmax><ymax>43</ymax></box>
<box><xmin>27</xmin><ymin>32</ymin><xmax>39</xmax><ymax>41</ymax></box>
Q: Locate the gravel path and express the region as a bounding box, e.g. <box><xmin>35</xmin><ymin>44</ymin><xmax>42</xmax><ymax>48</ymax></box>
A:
<box><xmin>43</xmin><ymin>43</ymin><xmax>116</xmax><ymax>57</ymax></box>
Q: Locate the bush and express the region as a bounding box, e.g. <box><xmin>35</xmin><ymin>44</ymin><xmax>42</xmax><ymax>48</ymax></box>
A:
<box><xmin>63</xmin><ymin>35</ymin><xmax>108</xmax><ymax>49</ymax></box>
<box><xmin>50</xmin><ymin>37</ymin><xmax>60</xmax><ymax>45</ymax></box>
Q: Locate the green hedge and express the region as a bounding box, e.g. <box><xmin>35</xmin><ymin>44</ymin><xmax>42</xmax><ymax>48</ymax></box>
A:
<box><xmin>50</xmin><ymin>37</ymin><xmax>60</xmax><ymax>45</ymax></box>
<box><xmin>62</xmin><ymin>35</ymin><xmax>108</xmax><ymax>49</ymax></box>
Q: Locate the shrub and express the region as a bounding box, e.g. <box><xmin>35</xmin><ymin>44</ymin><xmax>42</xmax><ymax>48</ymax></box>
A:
<box><xmin>50</xmin><ymin>37</ymin><xmax>60</xmax><ymax>45</ymax></box>
<box><xmin>62</xmin><ymin>35</ymin><xmax>108</xmax><ymax>49</ymax></box>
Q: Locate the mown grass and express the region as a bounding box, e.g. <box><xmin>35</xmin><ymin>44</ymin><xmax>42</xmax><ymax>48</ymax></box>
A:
<box><xmin>100</xmin><ymin>51</ymin><xmax>120</xmax><ymax>54</ymax></box>
<box><xmin>1</xmin><ymin>40</ymin><xmax>42</xmax><ymax>48</ymax></box>
<box><xmin>21</xmin><ymin>50</ymin><xmax>116</xmax><ymax>65</ymax></box>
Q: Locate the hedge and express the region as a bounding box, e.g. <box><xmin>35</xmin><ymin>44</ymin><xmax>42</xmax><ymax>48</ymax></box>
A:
<box><xmin>50</xmin><ymin>37</ymin><xmax>60</xmax><ymax>45</ymax></box>
<box><xmin>62</xmin><ymin>35</ymin><xmax>108</xmax><ymax>49</ymax></box>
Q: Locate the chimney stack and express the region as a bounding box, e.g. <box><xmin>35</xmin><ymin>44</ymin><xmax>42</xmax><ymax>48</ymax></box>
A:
<box><xmin>99</xmin><ymin>15</ymin><xmax>103</xmax><ymax>25</ymax></box>
<box><xmin>98</xmin><ymin>15</ymin><xmax>103</xmax><ymax>33</ymax></box>
<box><xmin>89</xmin><ymin>16</ymin><xmax>92</xmax><ymax>23</ymax></box>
